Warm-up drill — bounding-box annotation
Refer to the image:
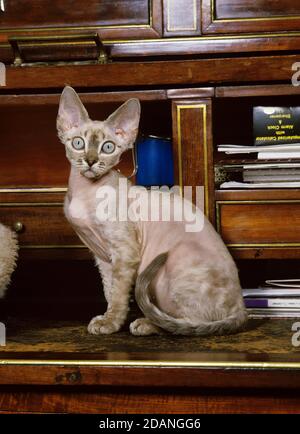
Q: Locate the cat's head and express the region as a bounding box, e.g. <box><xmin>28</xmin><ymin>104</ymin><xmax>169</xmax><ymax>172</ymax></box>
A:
<box><xmin>57</xmin><ymin>86</ymin><xmax>141</xmax><ymax>180</ymax></box>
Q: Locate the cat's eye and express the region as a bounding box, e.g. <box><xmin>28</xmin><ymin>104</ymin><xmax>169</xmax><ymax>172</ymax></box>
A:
<box><xmin>101</xmin><ymin>141</ymin><xmax>115</xmax><ymax>154</ymax></box>
<box><xmin>72</xmin><ymin>136</ymin><xmax>85</xmax><ymax>151</ymax></box>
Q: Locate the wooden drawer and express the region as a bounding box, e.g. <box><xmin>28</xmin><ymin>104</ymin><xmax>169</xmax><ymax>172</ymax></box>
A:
<box><xmin>0</xmin><ymin>192</ymin><xmax>82</xmax><ymax>248</ymax></box>
<box><xmin>202</xmin><ymin>0</ymin><xmax>300</xmax><ymax>33</ymax></box>
<box><xmin>0</xmin><ymin>0</ymin><xmax>161</xmax><ymax>40</ymax></box>
<box><xmin>216</xmin><ymin>199</ymin><xmax>300</xmax><ymax>248</ymax></box>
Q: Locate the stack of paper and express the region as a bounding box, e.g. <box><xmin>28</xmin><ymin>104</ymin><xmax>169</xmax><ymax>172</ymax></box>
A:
<box><xmin>243</xmin><ymin>280</ymin><xmax>300</xmax><ymax>318</ymax></box>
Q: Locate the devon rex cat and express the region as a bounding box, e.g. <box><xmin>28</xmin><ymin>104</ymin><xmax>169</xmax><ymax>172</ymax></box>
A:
<box><xmin>57</xmin><ymin>86</ymin><xmax>247</xmax><ymax>336</ymax></box>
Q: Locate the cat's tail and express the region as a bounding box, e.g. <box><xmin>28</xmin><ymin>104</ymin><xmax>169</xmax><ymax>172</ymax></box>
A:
<box><xmin>135</xmin><ymin>252</ymin><xmax>248</xmax><ymax>336</ymax></box>
<box><xmin>0</xmin><ymin>223</ymin><xmax>19</xmax><ymax>298</ymax></box>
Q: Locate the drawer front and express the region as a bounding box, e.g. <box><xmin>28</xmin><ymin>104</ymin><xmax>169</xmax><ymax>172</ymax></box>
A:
<box><xmin>0</xmin><ymin>0</ymin><xmax>160</xmax><ymax>40</ymax></box>
<box><xmin>0</xmin><ymin>0</ymin><xmax>149</xmax><ymax>29</ymax></box>
<box><xmin>0</xmin><ymin>202</ymin><xmax>82</xmax><ymax>247</ymax></box>
<box><xmin>202</xmin><ymin>0</ymin><xmax>300</xmax><ymax>33</ymax></box>
<box><xmin>216</xmin><ymin>200</ymin><xmax>300</xmax><ymax>247</ymax></box>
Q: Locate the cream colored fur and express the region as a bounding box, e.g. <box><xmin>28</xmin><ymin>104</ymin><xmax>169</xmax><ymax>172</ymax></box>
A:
<box><xmin>0</xmin><ymin>223</ymin><xmax>18</xmax><ymax>298</ymax></box>
<box><xmin>57</xmin><ymin>86</ymin><xmax>247</xmax><ymax>336</ymax></box>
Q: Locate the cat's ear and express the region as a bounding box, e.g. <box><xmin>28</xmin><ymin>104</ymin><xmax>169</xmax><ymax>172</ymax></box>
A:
<box><xmin>106</xmin><ymin>99</ymin><xmax>141</xmax><ymax>149</ymax></box>
<box><xmin>57</xmin><ymin>86</ymin><xmax>89</xmax><ymax>136</ymax></box>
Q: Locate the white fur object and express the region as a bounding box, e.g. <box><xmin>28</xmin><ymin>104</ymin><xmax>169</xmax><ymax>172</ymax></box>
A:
<box><xmin>0</xmin><ymin>223</ymin><xmax>18</xmax><ymax>298</ymax></box>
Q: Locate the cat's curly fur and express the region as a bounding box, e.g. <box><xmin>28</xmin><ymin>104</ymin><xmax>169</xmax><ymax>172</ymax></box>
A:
<box><xmin>0</xmin><ymin>223</ymin><xmax>18</xmax><ymax>298</ymax></box>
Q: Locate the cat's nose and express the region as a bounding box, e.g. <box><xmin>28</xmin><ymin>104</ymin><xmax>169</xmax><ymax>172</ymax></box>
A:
<box><xmin>87</xmin><ymin>158</ymin><xmax>97</xmax><ymax>167</ymax></box>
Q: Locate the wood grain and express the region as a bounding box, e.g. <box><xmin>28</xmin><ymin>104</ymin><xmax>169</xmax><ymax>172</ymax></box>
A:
<box><xmin>218</xmin><ymin>202</ymin><xmax>300</xmax><ymax>245</ymax></box>
<box><xmin>1</xmin><ymin>387</ymin><xmax>300</xmax><ymax>413</ymax></box>
<box><xmin>0</xmin><ymin>0</ymin><xmax>162</xmax><ymax>41</ymax></box>
<box><xmin>172</xmin><ymin>99</ymin><xmax>215</xmax><ymax>222</ymax></box>
<box><xmin>3</xmin><ymin>55</ymin><xmax>300</xmax><ymax>89</ymax></box>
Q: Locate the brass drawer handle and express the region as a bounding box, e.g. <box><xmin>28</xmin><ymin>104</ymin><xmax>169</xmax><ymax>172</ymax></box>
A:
<box><xmin>9</xmin><ymin>33</ymin><xmax>109</xmax><ymax>67</ymax></box>
<box><xmin>0</xmin><ymin>1</ymin><xmax>5</xmax><ymax>12</ymax></box>
<box><xmin>13</xmin><ymin>222</ymin><xmax>24</xmax><ymax>233</ymax></box>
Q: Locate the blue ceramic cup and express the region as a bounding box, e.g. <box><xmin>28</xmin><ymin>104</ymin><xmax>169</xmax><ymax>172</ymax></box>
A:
<box><xmin>136</xmin><ymin>135</ymin><xmax>174</xmax><ymax>187</ymax></box>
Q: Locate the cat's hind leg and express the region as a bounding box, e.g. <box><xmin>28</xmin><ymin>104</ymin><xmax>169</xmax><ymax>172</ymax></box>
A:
<box><xmin>129</xmin><ymin>318</ymin><xmax>161</xmax><ymax>336</ymax></box>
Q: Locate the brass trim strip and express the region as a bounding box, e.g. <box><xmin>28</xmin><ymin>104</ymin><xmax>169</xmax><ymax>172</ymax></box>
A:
<box><xmin>0</xmin><ymin>25</ymin><xmax>152</xmax><ymax>34</ymax></box>
<box><xmin>211</xmin><ymin>0</ymin><xmax>300</xmax><ymax>24</ymax></box>
<box><xmin>0</xmin><ymin>358</ymin><xmax>300</xmax><ymax>369</ymax></box>
<box><xmin>177</xmin><ymin>104</ymin><xmax>209</xmax><ymax>218</ymax></box>
<box><xmin>0</xmin><ymin>188</ymin><xmax>67</xmax><ymax>193</ymax></box>
<box><xmin>0</xmin><ymin>202</ymin><xmax>63</xmax><ymax>207</ymax></box>
<box><xmin>3</xmin><ymin>32</ymin><xmax>300</xmax><ymax>49</ymax></box>
<box><xmin>167</xmin><ymin>0</ymin><xmax>197</xmax><ymax>32</ymax></box>
<box><xmin>216</xmin><ymin>199</ymin><xmax>300</xmax><ymax>248</ymax></box>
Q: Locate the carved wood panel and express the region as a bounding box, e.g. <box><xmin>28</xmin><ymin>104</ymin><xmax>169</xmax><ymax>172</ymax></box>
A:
<box><xmin>202</xmin><ymin>0</ymin><xmax>300</xmax><ymax>33</ymax></box>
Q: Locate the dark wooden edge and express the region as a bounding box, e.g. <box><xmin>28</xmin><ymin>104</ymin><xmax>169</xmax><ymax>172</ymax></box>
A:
<box><xmin>108</xmin><ymin>34</ymin><xmax>300</xmax><ymax>57</ymax></box>
<box><xmin>229</xmin><ymin>247</ymin><xmax>300</xmax><ymax>260</ymax></box>
<box><xmin>0</xmin><ymin>88</ymin><xmax>215</xmax><ymax>105</ymax></box>
<box><xmin>0</xmin><ymin>364</ymin><xmax>300</xmax><ymax>389</ymax></box>
<box><xmin>2</xmin><ymin>55</ymin><xmax>299</xmax><ymax>90</ymax></box>
<box><xmin>216</xmin><ymin>84</ymin><xmax>300</xmax><ymax>98</ymax></box>
<box><xmin>4</xmin><ymin>34</ymin><xmax>300</xmax><ymax>62</ymax></box>
<box><xmin>215</xmin><ymin>189</ymin><xmax>300</xmax><ymax>201</ymax></box>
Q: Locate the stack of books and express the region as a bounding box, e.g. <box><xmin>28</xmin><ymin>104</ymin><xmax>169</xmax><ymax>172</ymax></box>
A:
<box><xmin>217</xmin><ymin>106</ymin><xmax>300</xmax><ymax>189</ymax></box>
<box><xmin>243</xmin><ymin>280</ymin><xmax>300</xmax><ymax>318</ymax></box>
<box><xmin>218</xmin><ymin>143</ymin><xmax>300</xmax><ymax>160</ymax></box>
<box><xmin>217</xmin><ymin>161</ymin><xmax>300</xmax><ymax>189</ymax></box>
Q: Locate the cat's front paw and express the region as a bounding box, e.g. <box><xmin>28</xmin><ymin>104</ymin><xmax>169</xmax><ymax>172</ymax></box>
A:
<box><xmin>129</xmin><ymin>318</ymin><xmax>161</xmax><ymax>336</ymax></box>
<box><xmin>88</xmin><ymin>315</ymin><xmax>120</xmax><ymax>335</ymax></box>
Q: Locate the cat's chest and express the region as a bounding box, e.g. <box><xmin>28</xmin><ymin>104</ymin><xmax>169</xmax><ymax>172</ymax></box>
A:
<box><xmin>64</xmin><ymin>191</ymin><xmax>111</xmax><ymax>262</ymax></box>
<box><xmin>65</xmin><ymin>194</ymin><xmax>96</xmax><ymax>229</ymax></box>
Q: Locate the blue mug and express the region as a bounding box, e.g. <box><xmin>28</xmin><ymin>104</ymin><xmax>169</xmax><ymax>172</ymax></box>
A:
<box><xmin>136</xmin><ymin>135</ymin><xmax>174</xmax><ymax>187</ymax></box>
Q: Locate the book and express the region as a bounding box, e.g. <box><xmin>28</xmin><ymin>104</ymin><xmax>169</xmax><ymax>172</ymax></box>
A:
<box><xmin>258</xmin><ymin>151</ymin><xmax>300</xmax><ymax>160</ymax></box>
<box><xmin>243</xmin><ymin>288</ymin><xmax>300</xmax><ymax>297</ymax></box>
<box><xmin>253</xmin><ymin>106</ymin><xmax>300</xmax><ymax>146</ymax></box>
<box><xmin>220</xmin><ymin>181</ymin><xmax>300</xmax><ymax>189</ymax></box>
<box><xmin>245</xmin><ymin>298</ymin><xmax>300</xmax><ymax>308</ymax></box>
<box><xmin>218</xmin><ymin>144</ymin><xmax>300</xmax><ymax>154</ymax></box>
<box><xmin>247</xmin><ymin>308</ymin><xmax>300</xmax><ymax>318</ymax></box>
<box><xmin>243</xmin><ymin>175</ymin><xmax>300</xmax><ymax>183</ymax></box>
<box><xmin>244</xmin><ymin>162</ymin><xmax>300</xmax><ymax>169</ymax></box>
<box><xmin>265</xmin><ymin>279</ymin><xmax>300</xmax><ymax>288</ymax></box>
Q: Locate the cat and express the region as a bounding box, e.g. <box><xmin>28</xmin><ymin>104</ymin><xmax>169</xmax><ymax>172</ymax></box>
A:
<box><xmin>57</xmin><ymin>86</ymin><xmax>247</xmax><ymax>336</ymax></box>
<box><xmin>0</xmin><ymin>223</ymin><xmax>18</xmax><ymax>298</ymax></box>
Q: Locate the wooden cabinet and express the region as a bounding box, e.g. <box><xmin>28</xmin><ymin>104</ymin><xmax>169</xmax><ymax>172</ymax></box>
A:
<box><xmin>0</xmin><ymin>0</ymin><xmax>162</xmax><ymax>39</ymax></box>
<box><xmin>202</xmin><ymin>0</ymin><xmax>300</xmax><ymax>33</ymax></box>
<box><xmin>1</xmin><ymin>0</ymin><xmax>300</xmax><ymax>416</ymax></box>
<box><xmin>2</xmin><ymin>0</ymin><xmax>300</xmax><ymax>61</ymax></box>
